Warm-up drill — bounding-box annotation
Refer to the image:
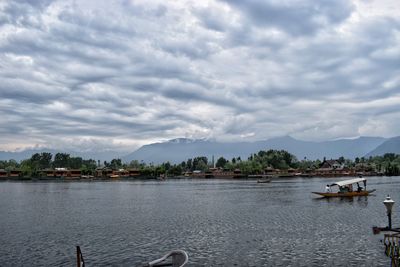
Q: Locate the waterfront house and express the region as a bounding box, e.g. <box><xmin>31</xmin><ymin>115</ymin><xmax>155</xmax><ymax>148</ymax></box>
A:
<box><xmin>192</xmin><ymin>170</ymin><xmax>204</xmax><ymax>178</ymax></box>
<box><xmin>183</xmin><ymin>171</ymin><xmax>193</xmax><ymax>177</ymax></box>
<box><xmin>201</xmin><ymin>168</ymin><xmax>244</xmax><ymax>178</ymax></box>
<box><xmin>94</xmin><ymin>167</ymin><xmax>113</xmax><ymax>178</ymax></box>
<box><xmin>278</xmin><ymin>168</ymin><xmax>298</xmax><ymax>178</ymax></box>
<box><xmin>320</xmin><ymin>160</ymin><xmax>343</xmax><ymax>170</ymax></box>
<box><xmin>316</xmin><ymin>160</ymin><xmax>354</xmax><ymax>177</ymax></box>
<box><xmin>95</xmin><ymin>167</ymin><xmax>104</xmax><ymax>177</ymax></box>
<box><xmin>128</xmin><ymin>169</ymin><xmax>140</xmax><ymax>177</ymax></box>
<box><xmin>116</xmin><ymin>169</ymin><xmax>129</xmax><ymax>178</ymax></box>
<box><xmin>55</xmin><ymin>168</ymin><xmax>68</xmax><ymax>178</ymax></box>
<box><xmin>68</xmin><ymin>169</ymin><xmax>81</xmax><ymax>179</ymax></box>
<box><xmin>104</xmin><ymin>169</ymin><xmax>113</xmax><ymax>178</ymax></box>
<box><xmin>233</xmin><ymin>168</ymin><xmax>244</xmax><ymax>178</ymax></box>
<box><xmin>9</xmin><ymin>170</ymin><xmax>22</xmax><ymax>178</ymax></box>
<box><xmin>265</xmin><ymin>167</ymin><xmax>279</xmax><ymax>175</ymax></box>
<box><xmin>0</xmin><ymin>169</ymin><xmax>7</xmax><ymax>178</ymax></box>
<box><xmin>42</xmin><ymin>169</ymin><xmax>55</xmax><ymax>178</ymax></box>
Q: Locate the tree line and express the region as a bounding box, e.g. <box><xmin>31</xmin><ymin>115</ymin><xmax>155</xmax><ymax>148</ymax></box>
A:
<box><xmin>0</xmin><ymin>150</ymin><xmax>400</xmax><ymax>177</ymax></box>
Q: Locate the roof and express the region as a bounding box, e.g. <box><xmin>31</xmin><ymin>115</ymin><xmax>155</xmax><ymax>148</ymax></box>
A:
<box><xmin>332</xmin><ymin>178</ymin><xmax>366</xmax><ymax>187</ymax></box>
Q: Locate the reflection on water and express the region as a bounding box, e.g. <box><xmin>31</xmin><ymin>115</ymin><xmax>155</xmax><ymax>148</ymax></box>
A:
<box><xmin>314</xmin><ymin>196</ymin><xmax>369</xmax><ymax>207</ymax></box>
<box><xmin>0</xmin><ymin>177</ymin><xmax>398</xmax><ymax>266</ymax></box>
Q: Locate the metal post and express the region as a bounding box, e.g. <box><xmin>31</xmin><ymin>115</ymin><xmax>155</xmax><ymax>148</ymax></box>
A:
<box><xmin>388</xmin><ymin>212</ymin><xmax>392</xmax><ymax>230</ymax></box>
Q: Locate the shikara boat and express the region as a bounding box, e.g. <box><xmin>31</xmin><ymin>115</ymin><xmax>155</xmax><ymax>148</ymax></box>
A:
<box><xmin>248</xmin><ymin>174</ymin><xmax>272</xmax><ymax>183</ymax></box>
<box><xmin>257</xmin><ymin>178</ymin><xmax>271</xmax><ymax>183</ymax></box>
<box><xmin>312</xmin><ymin>177</ymin><xmax>376</xmax><ymax>198</ymax></box>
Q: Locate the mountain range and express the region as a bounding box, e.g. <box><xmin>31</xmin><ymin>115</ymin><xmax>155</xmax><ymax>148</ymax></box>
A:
<box><xmin>122</xmin><ymin>136</ymin><xmax>399</xmax><ymax>164</ymax></box>
<box><xmin>365</xmin><ymin>136</ymin><xmax>400</xmax><ymax>157</ymax></box>
<box><xmin>1</xmin><ymin>136</ymin><xmax>400</xmax><ymax>164</ymax></box>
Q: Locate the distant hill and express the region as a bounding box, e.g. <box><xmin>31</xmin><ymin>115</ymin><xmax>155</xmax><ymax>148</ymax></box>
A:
<box><xmin>0</xmin><ymin>148</ymin><xmax>122</xmax><ymax>162</ymax></box>
<box><xmin>1</xmin><ymin>136</ymin><xmax>393</xmax><ymax>164</ymax></box>
<box><xmin>0</xmin><ymin>149</ymin><xmax>56</xmax><ymax>162</ymax></box>
<box><xmin>122</xmin><ymin>136</ymin><xmax>388</xmax><ymax>164</ymax></box>
<box><xmin>365</xmin><ymin>136</ymin><xmax>400</xmax><ymax>157</ymax></box>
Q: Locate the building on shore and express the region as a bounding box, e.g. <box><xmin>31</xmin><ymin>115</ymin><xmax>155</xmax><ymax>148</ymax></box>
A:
<box><xmin>9</xmin><ymin>170</ymin><xmax>22</xmax><ymax>178</ymax></box>
<box><xmin>94</xmin><ymin>167</ymin><xmax>141</xmax><ymax>178</ymax></box>
<box><xmin>40</xmin><ymin>168</ymin><xmax>82</xmax><ymax>179</ymax></box>
<box><xmin>0</xmin><ymin>169</ymin><xmax>7</xmax><ymax>178</ymax></box>
<box><xmin>128</xmin><ymin>169</ymin><xmax>140</xmax><ymax>177</ymax></box>
<box><xmin>190</xmin><ymin>168</ymin><xmax>244</xmax><ymax>178</ymax></box>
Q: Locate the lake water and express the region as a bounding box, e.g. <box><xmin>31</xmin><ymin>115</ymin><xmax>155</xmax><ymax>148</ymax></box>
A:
<box><xmin>0</xmin><ymin>177</ymin><xmax>399</xmax><ymax>266</ymax></box>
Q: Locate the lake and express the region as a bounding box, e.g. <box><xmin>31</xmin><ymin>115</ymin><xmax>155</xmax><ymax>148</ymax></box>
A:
<box><xmin>0</xmin><ymin>177</ymin><xmax>398</xmax><ymax>266</ymax></box>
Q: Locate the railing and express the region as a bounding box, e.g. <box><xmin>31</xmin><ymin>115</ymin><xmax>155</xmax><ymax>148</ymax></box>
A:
<box><xmin>382</xmin><ymin>233</ymin><xmax>400</xmax><ymax>267</ymax></box>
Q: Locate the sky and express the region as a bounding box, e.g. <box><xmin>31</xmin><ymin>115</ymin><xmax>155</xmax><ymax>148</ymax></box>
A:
<box><xmin>0</xmin><ymin>0</ymin><xmax>399</xmax><ymax>153</ymax></box>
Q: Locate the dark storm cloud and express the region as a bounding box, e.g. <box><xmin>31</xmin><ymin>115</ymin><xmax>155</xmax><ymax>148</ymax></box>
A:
<box><xmin>0</xmin><ymin>0</ymin><xmax>399</xmax><ymax>151</ymax></box>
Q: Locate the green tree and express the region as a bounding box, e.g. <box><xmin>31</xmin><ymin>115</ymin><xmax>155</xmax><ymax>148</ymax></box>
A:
<box><xmin>81</xmin><ymin>159</ymin><xmax>97</xmax><ymax>175</ymax></box>
<box><xmin>195</xmin><ymin>160</ymin><xmax>208</xmax><ymax>171</ymax></box>
<box><xmin>180</xmin><ymin>161</ymin><xmax>186</xmax><ymax>169</ymax></box>
<box><xmin>19</xmin><ymin>159</ymin><xmax>32</xmax><ymax>177</ymax></box>
<box><xmin>69</xmin><ymin>157</ymin><xmax>83</xmax><ymax>169</ymax></box>
<box><xmin>193</xmin><ymin>157</ymin><xmax>208</xmax><ymax>170</ymax></box>
<box><xmin>216</xmin><ymin>157</ymin><xmax>228</xmax><ymax>168</ymax></box>
<box><xmin>129</xmin><ymin>160</ymin><xmax>140</xmax><ymax>169</ymax></box>
<box><xmin>53</xmin><ymin>153</ymin><xmax>70</xmax><ymax>168</ymax></box>
<box><xmin>186</xmin><ymin>159</ymin><xmax>192</xmax><ymax>170</ymax></box>
<box><xmin>110</xmin><ymin>159</ymin><xmax>122</xmax><ymax>169</ymax></box>
<box><xmin>38</xmin><ymin>152</ymin><xmax>52</xmax><ymax>169</ymax></box>
<box><xmin>162</xmin><ymin>162</ymin><xmax>171</xmax><ymax>171</ymax></box>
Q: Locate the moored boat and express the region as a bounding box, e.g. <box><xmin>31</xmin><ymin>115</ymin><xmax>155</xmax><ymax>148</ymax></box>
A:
<box><xmin>249</xmin><ymin>174</ymin><xmax>273</xmax><ymax>183</ymax></box>
<box><xmin>257</xmin><ymin>178</ymin><xmax>271</xmax><ymax>184</ymax></box>
<box><xmin>257</xmin><ymin>177</ymin><xmax>271</xmax><ymax>183</ymax></box>
<box><xmin>312</xmin><ymin>177</ymin><xmax>376</xmax><ymax>198</ymax></box>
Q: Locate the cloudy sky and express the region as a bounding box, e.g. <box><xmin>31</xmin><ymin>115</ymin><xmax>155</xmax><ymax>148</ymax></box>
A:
<box><xmin>0</xmin><ymin>0</ymin><xmax>399</xmax><ymax>153</ymax></box>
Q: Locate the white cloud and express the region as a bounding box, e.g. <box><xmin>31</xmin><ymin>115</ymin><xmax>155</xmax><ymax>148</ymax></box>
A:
<box><xmin>0</xmin><ymin>0</ymin><xmax>399</xmax><ymax>152</ymax></box>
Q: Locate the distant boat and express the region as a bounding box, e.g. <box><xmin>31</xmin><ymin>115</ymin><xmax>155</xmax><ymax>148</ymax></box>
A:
<box><xmin>249</xmin><ymin>174</ymin><xmax>272</xmax><ymax>183</ymax></box>
<box><xmin>257</xmin><ymin>178</ymin><xmax>271</xmax><ymax>183</ymax></box>
<box><xmin>312</xmin><ymin>177</ymin><xmax>376</xmax><ymax>197</ymax></box>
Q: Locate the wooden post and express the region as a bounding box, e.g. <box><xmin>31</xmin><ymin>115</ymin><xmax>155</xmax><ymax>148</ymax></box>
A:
<box><xmin>77</xmin><ymin>246</ymin><xmax>80</xmax><ymax>267</ymax></box>
<box><xmin>77</xmin><ymin>246</ymin><xmax>84</xmax><ymax>267</ymax></box>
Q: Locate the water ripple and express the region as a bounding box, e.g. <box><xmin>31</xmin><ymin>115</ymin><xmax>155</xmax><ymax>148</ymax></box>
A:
<box><xmin>0</xmin><ymin>177</ymin><xmax>396</xmax><ymax>266</ymax></box>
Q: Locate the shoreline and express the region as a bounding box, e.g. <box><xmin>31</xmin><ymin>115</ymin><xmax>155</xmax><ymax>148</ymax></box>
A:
<box><xmin>0</xmin><ymin>174</ymin><xmax>398</xmax><ymax>182</ymax></box>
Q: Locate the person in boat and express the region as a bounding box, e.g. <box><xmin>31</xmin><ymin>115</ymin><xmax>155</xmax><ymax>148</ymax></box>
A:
<box><xmin>348</xmin><ymin>184</ymin><xmax>353</xmax><ymax>192</ymax></box>
<box><xmin>339</xmin><ymin>186</ymin><xmax>350</xmax><ymax>193</ymax></box>
<box><xmin>357</xmin><ymin>183</ymin><xmax>363</xmax><ymax>192</ymax></box>
<box><xmin>325</xmin><ymin>185</ymin><xmax>331</xmax><ymax>193</ymax></box>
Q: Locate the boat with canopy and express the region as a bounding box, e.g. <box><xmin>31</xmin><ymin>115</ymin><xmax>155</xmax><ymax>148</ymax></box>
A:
<box><xmin>312</xmin><ymin>177</ymin><xmax>376</xmax><ymax>197</ymax></box>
